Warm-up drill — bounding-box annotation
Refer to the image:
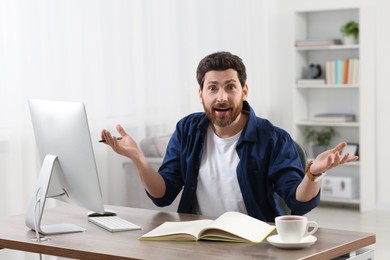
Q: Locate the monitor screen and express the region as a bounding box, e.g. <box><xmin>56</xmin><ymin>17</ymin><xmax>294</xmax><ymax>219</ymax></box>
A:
<box><xmin>26</xmin><ymin>99</ymin><xmax>106</xmax><ymax>235</ymax></box>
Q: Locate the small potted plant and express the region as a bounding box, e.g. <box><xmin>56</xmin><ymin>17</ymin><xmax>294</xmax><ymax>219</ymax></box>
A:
<box><xmin>340</xmin><ymin>21</ymin><xmax>359</xmax><ymax>45</ymax></box>
<box><xmin>303</xmin><ymin>127</ymin><xmax>339</xmax><ymax>157</ymax></box>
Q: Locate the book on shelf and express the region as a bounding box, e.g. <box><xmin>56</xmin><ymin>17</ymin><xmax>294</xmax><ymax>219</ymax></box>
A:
<box><xmin>295</xmin><ymin>38</ymin><xmax>342</xmax><ymax>47</ymax></box>
<box><xmin>313</xmin><ymin>113</ymin><xmax>356</xmax><ymax>122</ymax></box>
<box><xmin>139</xmin><ymin>211</ymin><xmax>275</xmax><ymax>243</ymax></box>
<box><xmin>325</xmin><ymin>59</ymin><xmax>359</xmax><ymax>85</ymax></box>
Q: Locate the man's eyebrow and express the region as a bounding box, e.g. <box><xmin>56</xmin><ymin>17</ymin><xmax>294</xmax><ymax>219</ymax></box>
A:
<box><xmin>206</xmin><ymin>79</ymin><xmax>237</xmax><ymax>85</ymax></box>
<box><xmin>224</xmin><ymin>79</ymin><xmax>237</xmax><ymax>84</ymax></box>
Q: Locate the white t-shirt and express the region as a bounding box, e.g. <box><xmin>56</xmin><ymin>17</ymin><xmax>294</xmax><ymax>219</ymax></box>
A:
<box><xmin>194</xmin><ymin>126</ymin><xmax>248</xmax><ymax>217</ymax></box>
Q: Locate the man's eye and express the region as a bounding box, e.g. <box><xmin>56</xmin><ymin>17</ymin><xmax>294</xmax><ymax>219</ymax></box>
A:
<box><xmin>208</xmin><ymin>86</ymin><xmax>217</xmax><ymax>92</ymax></box>
<box><xmin>226</xmin><ymin>85</ymin><xmax>236</xmax><ymax>91</ymax></box>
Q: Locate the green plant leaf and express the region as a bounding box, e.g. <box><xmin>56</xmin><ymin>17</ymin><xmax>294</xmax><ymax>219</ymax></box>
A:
<box><xmin>303</xmin><ymin>127</ymin><xmax>339</xmax><ymax>146</ymax></box>
<box><xmin>340</xmin><ymin>21</ymin><xmax>359</xmax><ymax>38</ymax></box>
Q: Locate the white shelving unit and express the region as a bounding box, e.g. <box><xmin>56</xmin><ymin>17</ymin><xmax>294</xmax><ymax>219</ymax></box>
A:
<box><xmin>292</xmin><ymin>8</ymin><xmax>376</xmax><ymax>212</ymax></box>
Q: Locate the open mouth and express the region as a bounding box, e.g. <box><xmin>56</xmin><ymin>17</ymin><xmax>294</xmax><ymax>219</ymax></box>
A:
<box><xmin>214</xmin><ymin>107</ymin><xmax>230</xmax><ymax>112</ymax></box>
<box><xmin>213</xmin><ymin>107</ymin><xmax>231</xmax><ymax>117</ymax></box>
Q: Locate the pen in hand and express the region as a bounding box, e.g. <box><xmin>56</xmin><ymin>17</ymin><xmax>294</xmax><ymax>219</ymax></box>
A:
<box><xmin>99</xmin><ymin>137</ymin><xmax>123</xmax><ymax>143</ymax></box>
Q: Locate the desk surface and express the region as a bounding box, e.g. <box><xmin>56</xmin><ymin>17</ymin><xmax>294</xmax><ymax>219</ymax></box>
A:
<box><xmin>0</xmin><ymin>204</ymin><xmax>375</xmax><ymax>260</ymax></box>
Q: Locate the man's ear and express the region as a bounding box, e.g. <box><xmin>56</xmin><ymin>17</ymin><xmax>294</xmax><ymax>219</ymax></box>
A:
<box><xmin>243</xmin><ymin>84</ymin><xmax>249</xmax><ymax>100</ymax></box>
<box><xmin>198</xmin><ymin>87</ymin><xmax>203</xmax><ymax>103</ymax></box>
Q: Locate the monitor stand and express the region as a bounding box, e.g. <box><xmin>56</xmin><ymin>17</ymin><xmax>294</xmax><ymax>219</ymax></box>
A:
<box><xmin>25</xmin><ymin>154</ymin><xmax>86</xmax><ymax>239</ymax></box>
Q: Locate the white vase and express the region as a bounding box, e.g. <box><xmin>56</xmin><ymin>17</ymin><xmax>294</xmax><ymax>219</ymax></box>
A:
<box><xmin>343</xmin><ymin>35</ymin><xmax>358</xmax><ymax>45</ymax></box>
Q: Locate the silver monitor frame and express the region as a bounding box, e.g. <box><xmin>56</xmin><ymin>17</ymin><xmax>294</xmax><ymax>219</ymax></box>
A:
<box><xmin>26</xmin><ymin>99</ymin><xmax>105</xmax><ymax>235</ymax></box>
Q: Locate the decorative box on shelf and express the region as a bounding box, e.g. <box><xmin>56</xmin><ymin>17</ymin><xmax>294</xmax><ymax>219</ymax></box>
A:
<box><xmin>321</xmin><ymin>175</ymin><xmax>359</xmax><ymax>199</ymax></box>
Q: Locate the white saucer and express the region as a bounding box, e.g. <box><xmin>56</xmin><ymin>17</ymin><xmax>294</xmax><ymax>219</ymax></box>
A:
<box><xmin>267</xmin><ymin>235</ymin><xmax>317</xmax><ymax>249</ymax></box>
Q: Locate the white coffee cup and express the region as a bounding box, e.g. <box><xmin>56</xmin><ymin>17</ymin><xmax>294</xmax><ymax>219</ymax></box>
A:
<box><xmin>275</xmin><ymin>215</ymin><xmax>318</xmax><ymax>243</ymax></box>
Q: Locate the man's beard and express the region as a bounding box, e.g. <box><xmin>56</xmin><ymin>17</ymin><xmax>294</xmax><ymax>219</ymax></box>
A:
<box><xmin>203</xmin><ymin>101</ymin><xmax>243</xmax><ymax>128</ymax></box>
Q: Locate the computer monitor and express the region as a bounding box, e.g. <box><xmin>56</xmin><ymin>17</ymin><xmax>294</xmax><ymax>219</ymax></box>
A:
<box><xmin>26</xmin><ymin>99</ymin><xmax>108</xmax><ymax>236</ymax></box>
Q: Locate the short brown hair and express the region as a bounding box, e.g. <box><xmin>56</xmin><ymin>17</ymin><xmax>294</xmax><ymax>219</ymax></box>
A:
<box><xmin>196</xmin><ymin>51</ymin><xmax>247</xmax><ymax>89</ymax></box>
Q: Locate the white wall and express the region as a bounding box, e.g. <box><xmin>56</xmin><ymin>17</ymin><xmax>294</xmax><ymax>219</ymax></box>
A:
<box><xmin>0</xmin><ymin>0</ymin><xmax>275</xmax><ymax>219</ymax></box>
<box><xmin>374</xmin><ymin>0</ymin><xmax>390</xmax><ymax>209</ymax></box>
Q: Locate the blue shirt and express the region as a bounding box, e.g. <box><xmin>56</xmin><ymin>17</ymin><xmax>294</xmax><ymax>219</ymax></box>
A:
<box><xmin>148</xmin><ymin>101</ymin><xmax>320</xmax><ymax>222</ymax></box>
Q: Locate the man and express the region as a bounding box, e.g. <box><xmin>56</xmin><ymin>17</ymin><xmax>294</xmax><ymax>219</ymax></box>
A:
<box><xmin>101</xmin><ymin>51</ymin><xmax>358</xmax><ymax>222</ymax></box>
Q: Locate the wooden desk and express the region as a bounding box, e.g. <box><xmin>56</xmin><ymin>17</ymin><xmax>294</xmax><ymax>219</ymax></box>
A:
<box><xmin>0</xmin><ymin>204</ymin><xmax>375</xmax><ymax>260</ymax></box>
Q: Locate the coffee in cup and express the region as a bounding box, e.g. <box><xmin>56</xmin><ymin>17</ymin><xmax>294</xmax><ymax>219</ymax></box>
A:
<box><xmin>275</xmin><ymin>215</ymin><xmax>318</xmax><ymax>243</ymax></box>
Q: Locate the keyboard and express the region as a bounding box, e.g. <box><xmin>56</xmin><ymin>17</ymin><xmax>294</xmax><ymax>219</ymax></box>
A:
<box><xmin>88</xmin><ymin>216</ymin><xmax>142</xmax><ymax>232</ymax></box>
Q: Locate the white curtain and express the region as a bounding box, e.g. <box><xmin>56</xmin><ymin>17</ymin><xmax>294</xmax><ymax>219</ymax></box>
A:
<box><xmin>0</xmin><ymin>0</ymin><xmax>272</xmax><ymax>227</ymax></box>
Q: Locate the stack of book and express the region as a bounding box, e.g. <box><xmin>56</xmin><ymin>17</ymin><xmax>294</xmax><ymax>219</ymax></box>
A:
<box><xmin>325</xmin><ymin>59</ymin><xmax>359</xmax><ymax>85</ymax></box>
<box><xmin>295</xmin><ymin>39</ymin><xmax>342</xmax><ymax>47</ymax></box>
<box><xmin>313</xmin><ymin>113</ymin><xmax>356</xmax><ymax>122</ymax></box>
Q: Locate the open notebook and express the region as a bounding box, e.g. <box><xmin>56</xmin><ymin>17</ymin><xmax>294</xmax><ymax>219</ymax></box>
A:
<box><xmin>139</xmin><ymin>211</ymin><xmax>275</xmax><ymax>243</ymax></box>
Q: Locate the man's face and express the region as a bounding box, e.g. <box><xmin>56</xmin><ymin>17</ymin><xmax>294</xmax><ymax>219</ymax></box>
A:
<box><xmin>199</xmin><ymin>69</ymin><xmax>248</xmax><ymax>128</ymax></box>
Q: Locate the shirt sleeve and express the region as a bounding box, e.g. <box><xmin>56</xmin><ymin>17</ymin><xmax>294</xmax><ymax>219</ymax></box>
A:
<box><xmin>270</xmin><ymin>134</ymin><xmax>320</xmax><ymax>215</ymax></box>
<box><xmin>146</xmin><ymin>122</ymin><xmax>186</xmax><ymax>207</ymax></box>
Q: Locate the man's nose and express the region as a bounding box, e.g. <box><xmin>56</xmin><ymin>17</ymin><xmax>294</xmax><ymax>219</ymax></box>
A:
<box><xmin>217</xmin><ymin>91</ymin><xmax>228</xmax><ymax>103</ymax></box>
